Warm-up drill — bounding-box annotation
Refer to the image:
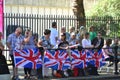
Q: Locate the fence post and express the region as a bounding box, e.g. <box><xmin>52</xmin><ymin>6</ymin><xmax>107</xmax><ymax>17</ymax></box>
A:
<box><xmin>114</xmin><ymin>45</ymin><xmax>119</xmax><ymax>75</ymax></box>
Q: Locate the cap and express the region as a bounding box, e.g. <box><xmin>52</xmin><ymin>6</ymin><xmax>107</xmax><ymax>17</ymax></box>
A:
<box><xmin>71</xmin><ymin>32</ymin><xmax>76</xmax><ymax>36</ymax></box>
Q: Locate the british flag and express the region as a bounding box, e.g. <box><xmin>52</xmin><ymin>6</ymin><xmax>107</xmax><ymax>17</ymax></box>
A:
<box><xmin>86</xmin><ymin>49</ymin><xmax>106</xmax><ymax>68</ymax></box>
<box><xmin>44</xmin><ymin>50</ymin><xmax>71</xmax><ymax>70</ymax></box>
<box><xmin>71</xmin><ymin>49</ymin><xmax>87</xmax><ymax>69</ymax></box>
<box><xmin>13</xmin><ymin>48</ymin><xmax>42</xmax><ymax>69</ymax></box>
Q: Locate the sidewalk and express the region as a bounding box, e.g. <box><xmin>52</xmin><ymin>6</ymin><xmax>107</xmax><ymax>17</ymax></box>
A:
<box><xmin>7</xmin><ymin>66</ymin><xmax>120</xmax><ymax>80</ymax></box>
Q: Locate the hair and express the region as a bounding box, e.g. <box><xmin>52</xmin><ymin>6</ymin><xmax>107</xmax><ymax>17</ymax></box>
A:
<box><xmin>89</xmin><ymin>26</ymin><xmax>94</xmax><ymax>31</ymax></box>
<box><xmin>52</xmin><ymin>22</ymin><xmax>57</xmax><ymax>27</ymax></box>
<box><xmin>84</xmin><ymin>32</ymin><xmax>89</xmax><ymax>39</ymax></box>
<box><xmin>106</xmin><ymin>39</ymin><xmax>112</xmax><ymax>46</ymax></box>
<box><xmin>61</xmin><ymin>33</ymin><xmax>66</xmax><ymax>41</ymax></box>
<box><xmin>97</xmin><ymin>31</ymin><xmax>101</xmax><ymax>35</ymax></box>
<box><xmin>44</xmin><ymin>29</ymin><xmax>51</xmax><ymax>35</ymax></box>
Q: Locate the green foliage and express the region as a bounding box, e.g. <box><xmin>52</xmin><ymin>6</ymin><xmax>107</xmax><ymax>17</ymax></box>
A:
<box><xmin>85</xmin><ymin>0</ymin><xmax>120</xmax><ymax>38</ymax></box>
<box><xmin>87</xmin><ymin>0</ymin><xmax>120</xmax><ymax>17</ymax></box>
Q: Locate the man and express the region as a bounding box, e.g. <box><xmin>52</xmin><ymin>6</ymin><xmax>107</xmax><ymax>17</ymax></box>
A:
<box><xmin>50</xmin><ymin>22</ymin><xmax>58</xmax><ymax>47</ymax></box>
<box><xmin>92</xmin><ymin>32</ymin><xmax>104</xmax><ymax>51</ymax></box>
<box><xmin>7</xmin><ymin>27</ymin><xmax>24</xmax><ymax>80</ymax></box>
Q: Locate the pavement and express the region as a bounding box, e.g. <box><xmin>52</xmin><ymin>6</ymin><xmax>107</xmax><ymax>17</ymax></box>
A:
<box><xmin>0</xmin><ymin>62</ymin><xmax>120</xmax><ymax>80</ymax></box>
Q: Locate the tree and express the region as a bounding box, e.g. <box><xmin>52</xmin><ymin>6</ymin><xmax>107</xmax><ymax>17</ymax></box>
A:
<box><xmin>72</xmin><ymin>0</ymin><xmax>86</xmax><ymax>28</ymax></box>
<box><xmin>87</xmin><ymin>0</ymin><xmax>120</xmax><ymax>17</ymax></box>
<box><xmin>86</xmin><ymin>0</ymin><xmax>120</xmax><ymax>38</ymax></box>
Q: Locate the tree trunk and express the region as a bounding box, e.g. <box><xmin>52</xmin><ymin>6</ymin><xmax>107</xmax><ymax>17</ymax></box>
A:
<box><xmin>73</xmin><ymin>0</ymin><xmax>86</xmax><ymax>28</ymax></box>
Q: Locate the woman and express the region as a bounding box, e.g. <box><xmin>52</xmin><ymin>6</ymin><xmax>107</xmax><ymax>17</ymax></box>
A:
<box><xmin>54</xmin><ymin>33</ymin><xmax>69</xmax><ymax>78</ymax></box>
<box><xmin>103</xmin><ymin>39</ymin><xmax>114</xmax><ymax>67</ymax></box>
<box><xmin>0</xmin><ymin>32</ymin><xmax>10</xmax><ymax>74</ymax></box>
<box><xmin>37</xmin><ymin>29</ymin><xmax>52</xmax><ymax>78</ymax></box>
<box><xmin>92</xmin><ymin>32</ymin><xmax>104</xmax><ymax>51</ymax></box>
<box><xmin>82</xmin><ymin>32</ymin><xmax>94</xmax><ymax>48</ymax></box>
<box><xmin>23</xmin><ymin>30</ymin><xmax>37</xmax><ymax>79</ymax></box>
<box><xmin>89</xmin><ymin>26</ymin><xmax>96</xmax><ymax>41</ymax></box>
<box><xmin>82</xmin><ymin>32</ymin><xmax>98</xmax><ymax>76</ymax></box>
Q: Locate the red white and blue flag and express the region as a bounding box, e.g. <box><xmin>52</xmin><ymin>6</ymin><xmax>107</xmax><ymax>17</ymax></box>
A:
<box><xmin>86</xmin><ymin>49</ymin><xmax>106</xmax><ymax>68</ymax></box>
<box><xmin>14</xmin><ymin>48</ymin><xmax>42</xmax><ymax>69</ymax></box>
<box><xmin>71</xmin><ymin>49</ymin><xmax>87</xmax><ymax>68</ymax></box>
<box><xmin>44</xmin><ymin>50</ymin><xmax>71</xmax><ymax>70</ymax></box>
<box><xmin>71</xmin><ymin>49</ymin><xmax>106</xmax><ymax>68</ymax></box>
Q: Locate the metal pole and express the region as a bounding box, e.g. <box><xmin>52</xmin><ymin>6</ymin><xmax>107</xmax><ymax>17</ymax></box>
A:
<box><xmin>114</xmin><ymin>45</ymin><xmax>119</xmax><ymax>75</ymax></box>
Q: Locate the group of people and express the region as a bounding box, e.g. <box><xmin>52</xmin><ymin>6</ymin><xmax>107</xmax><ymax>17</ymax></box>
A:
<box><xmin>0</xmin><ymin>22</ymin><xmax>120</xmax><ymax>80</ymax></box>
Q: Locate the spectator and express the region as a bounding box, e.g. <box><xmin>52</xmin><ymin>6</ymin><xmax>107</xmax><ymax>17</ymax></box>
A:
<box><xmin>103</xmin><ymin>39</ymin><xmax>114</xmax><ymax>67</ymax></box>
<box><xmin>0</xmin><ymin>32</ymin><xmax>10</xmax><ymax>74</ymax></box>
<box><xmin>37</xmin><ymin>29</ymin><xmax>52</xmax><ymax>78</ymax></box>
<box><xmin>7</xmin><ymin>27</ymin><xmax>24</xmax><ymax>80</ymax></box>
<box><xmin>23</xmin><ymin>29</ymin><xmax>37</xmax><ymax>79</ymax></box>
<box><xmin>69</xmin><ymin>32</ymin><xmax>79</xmax><ymax>48</ymax></box>
<box><xmin>69</xmin><ymin>26</ymin><xmax>75</xmax><ymax>34</ymax></box>
<box><xmin>89</xmin><ymin>26</ymin><xmax>97</xmax><ymax>41</ymax></box>
<box><xmin>61</xmin><ymin>27</ymin><xmax>70</xmax><ymax>41</ymax></box>
<box><xmin>50</xmin><ymin>22</ymin><xmax>58</xmax><ymax>47</ymax></box>
<box><xmin>82</xmin><ymin>32</ymin><xmax>94</xmax><ymax>48</ymax></box>
<box><xmin>54</xmin><ymin>33</ymin><xmax>69</xmax><ymax>78</ymax></box>
<box><xmin>92</xmin><ymin>32</ymin><xmax>104</xmax><ymax>51</ymax></box>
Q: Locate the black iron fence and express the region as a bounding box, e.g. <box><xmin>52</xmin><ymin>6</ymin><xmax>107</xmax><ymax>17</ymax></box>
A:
<box><xmin>4</xmin><ymin>13</ymin><xmax>120</xmax><ymax>38</ymax></box>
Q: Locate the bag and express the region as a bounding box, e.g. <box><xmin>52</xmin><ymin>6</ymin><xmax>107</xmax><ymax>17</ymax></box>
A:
<box><xmin>86</xmin><ymin>64</ymin><xmax>99</xmax><ymax>75</ymax></box>
<box><xmin>0</xmin><ymin>55</ymin><xmax>10</xmax><ymax>74</ymax></box>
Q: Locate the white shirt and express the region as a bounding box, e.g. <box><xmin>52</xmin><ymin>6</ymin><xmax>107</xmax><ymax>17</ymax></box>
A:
<box><xmin>50</xmin><ymin>28</ymin><xmax>58</xmax><ymax>46</ymax></box>
<box><xmin>82</xmin><ymin>39</ymin><xmax>91</xmax><ymax>48</ymax></box>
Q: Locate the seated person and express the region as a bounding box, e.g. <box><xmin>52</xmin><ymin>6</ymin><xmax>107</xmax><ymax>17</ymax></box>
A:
<box><xmin>103</xmin><ymin>39</ymin><xmax>114</xmax><ymax>67</ymax></box>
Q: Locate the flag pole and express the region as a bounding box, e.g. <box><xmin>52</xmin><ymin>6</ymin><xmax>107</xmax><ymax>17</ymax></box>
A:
<box><xmin>42</xmin><ymin>51</ymin><xmax>44</xmax><ymax>78</ymax></box>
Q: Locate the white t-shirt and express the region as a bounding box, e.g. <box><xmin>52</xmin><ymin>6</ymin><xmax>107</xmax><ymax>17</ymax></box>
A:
<box><xmin>50</xmin><ymin>28</ymin><xmax>58</xmax><ymax>46</ymax></box>
<box><xmin>82</xmin><ymin>39</ymin><xmax>91</xmax><ymax>48</ymax></box>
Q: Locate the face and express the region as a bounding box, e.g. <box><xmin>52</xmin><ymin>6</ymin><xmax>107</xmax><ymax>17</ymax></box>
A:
<box><xmin>46</xmin><ymin>33</ymin><xmax>51</xmax><ymax>38</ymax></box>
<box><xmin>71</xmin><ymin>35</ymin><xmax>76</xmax><ymax>39</ymax></box>
<box><xmin>97</xmin><ymin>33</ymin><xmax>101</xmax><ymax>39</ymax></box>
<box><xmin>114</xmin><ymin>39</ymin><xmax>119</xmax><ymax>44</ymax></box>
<box><xmin>16</xmin><ymin>30</ymin><xmax>22</xmax><ymax>36</ymax></box>
<box><xmin>61</xmin><ymin>35</ymin><xmax>65</xmax><ymax>41</ymax></box>
<box><xmin>61</xmin><ymin>28</ymin><xmax>65</xmax><ymax>33</ymax></box>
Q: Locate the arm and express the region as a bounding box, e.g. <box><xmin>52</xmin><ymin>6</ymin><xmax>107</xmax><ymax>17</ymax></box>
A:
<box><xmin>6</xmin><ymin>35</ymin><xmax>12</xmax><ymax>50</ymax></box>
<box><xmin>0</xmin><ymin>42</ymin><xmax>4</xmax><ymax>50</ymax></box>
<box><xmin>24</xmin><ymin>31</ymin><xmax>32</xmax><ymax>43</ymax></box>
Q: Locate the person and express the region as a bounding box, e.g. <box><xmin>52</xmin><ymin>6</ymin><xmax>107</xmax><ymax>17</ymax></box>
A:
<box><xmin>110</xmin><ymin>38</ymin><xmax>120</xmax><ymax>66</ymax></box>
<box><xmin>23</xmin><ymin>29</ymin><xmax>37</xmax><ymax>79</ymax></box>
<box><xmin>89</xmin><ymin>26</ymin><xmax>97</xmax><ymax>41</ymax></box>
<box><xmin>0</xmin><ymin>32</ymin><xmax>10</xmax><ymax>74</ymax></box>
<box><xmin>7</xmin><ymin>27</ymin><xmax>24</xmax><ymax>80</ymax></box>
<box><xmin>82</xmin><ymin>32</ymin><xmax>96</xmax><ymax>76</ymax></box>
<box><xmin>103</xmin><ymin>39</ymin><xmax>114</xmax><ymax>67</ymax></box>
<box><xmin>54</xmin><ymin>33</ymin><xmax>69</xmax><ymax>78</ymax></box>
<box><xmin>61</xmin><ymin>27</ymin><xmax>70</xmax><ymax>41</ymax></box>
<box><xmin>92</xmin><ymin>32</ymin><xmax>104</xmax><ymax>51</ymax></box>
<box><xmin>37</xmin><ymin>29</ymin><xmax>52</xmax><ymax>78</ymax></box>
<box><xmin>69</xmin><ymin>26</ymin><xmax>75</xmax><ymax>34</ymax></box>
<box><xmin>82</xmin><ymin>32</ymin><xmax>94</xmax><ymax>48</ymax></box>
<box><xmin>50</xmin><ymin>22</ymin><xmax>58</xmax><ymax>47</ymax></box>
<box><xmin>69</xmin><ymin>32</ymin><xmax>79</xmax><ymax>45</ymax></box>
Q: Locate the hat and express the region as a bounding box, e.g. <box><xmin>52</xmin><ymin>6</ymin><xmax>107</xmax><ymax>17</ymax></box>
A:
<box><xmin>71</xmin><ymin>32</ymin><xmax>76</xmax><ymax>36</ymax></box>
<box><xmin>80</xmin><ymin>26</ymin><xmax>84</xmax><ymax>30</ymax></box>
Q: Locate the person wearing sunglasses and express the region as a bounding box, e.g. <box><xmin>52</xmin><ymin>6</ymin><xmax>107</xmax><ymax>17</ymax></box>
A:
<box><xmin>7</xmin><ymin>27</ymin><xmax>24</xmax><ymax>80</ymax></box>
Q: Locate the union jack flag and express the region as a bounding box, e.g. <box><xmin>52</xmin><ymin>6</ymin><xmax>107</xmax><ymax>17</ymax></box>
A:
<box><xmin>86</xmin><ymin>49</ymin><xmax>106</xmax><ymax>68</ymax></box>
<box><xmin>71</xmin><ymin>49</ymin><xmax>87</xmax><ymax>68</ymax></box>
<box><xmin>13</xmin><ymin>48</ymin><xmax>42</xmax><ymax>69</ymax></box>
<box><xmin>44</xmin><ymin>50</ymin><xmax>71</xmax><ymax>70</ymax></box>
